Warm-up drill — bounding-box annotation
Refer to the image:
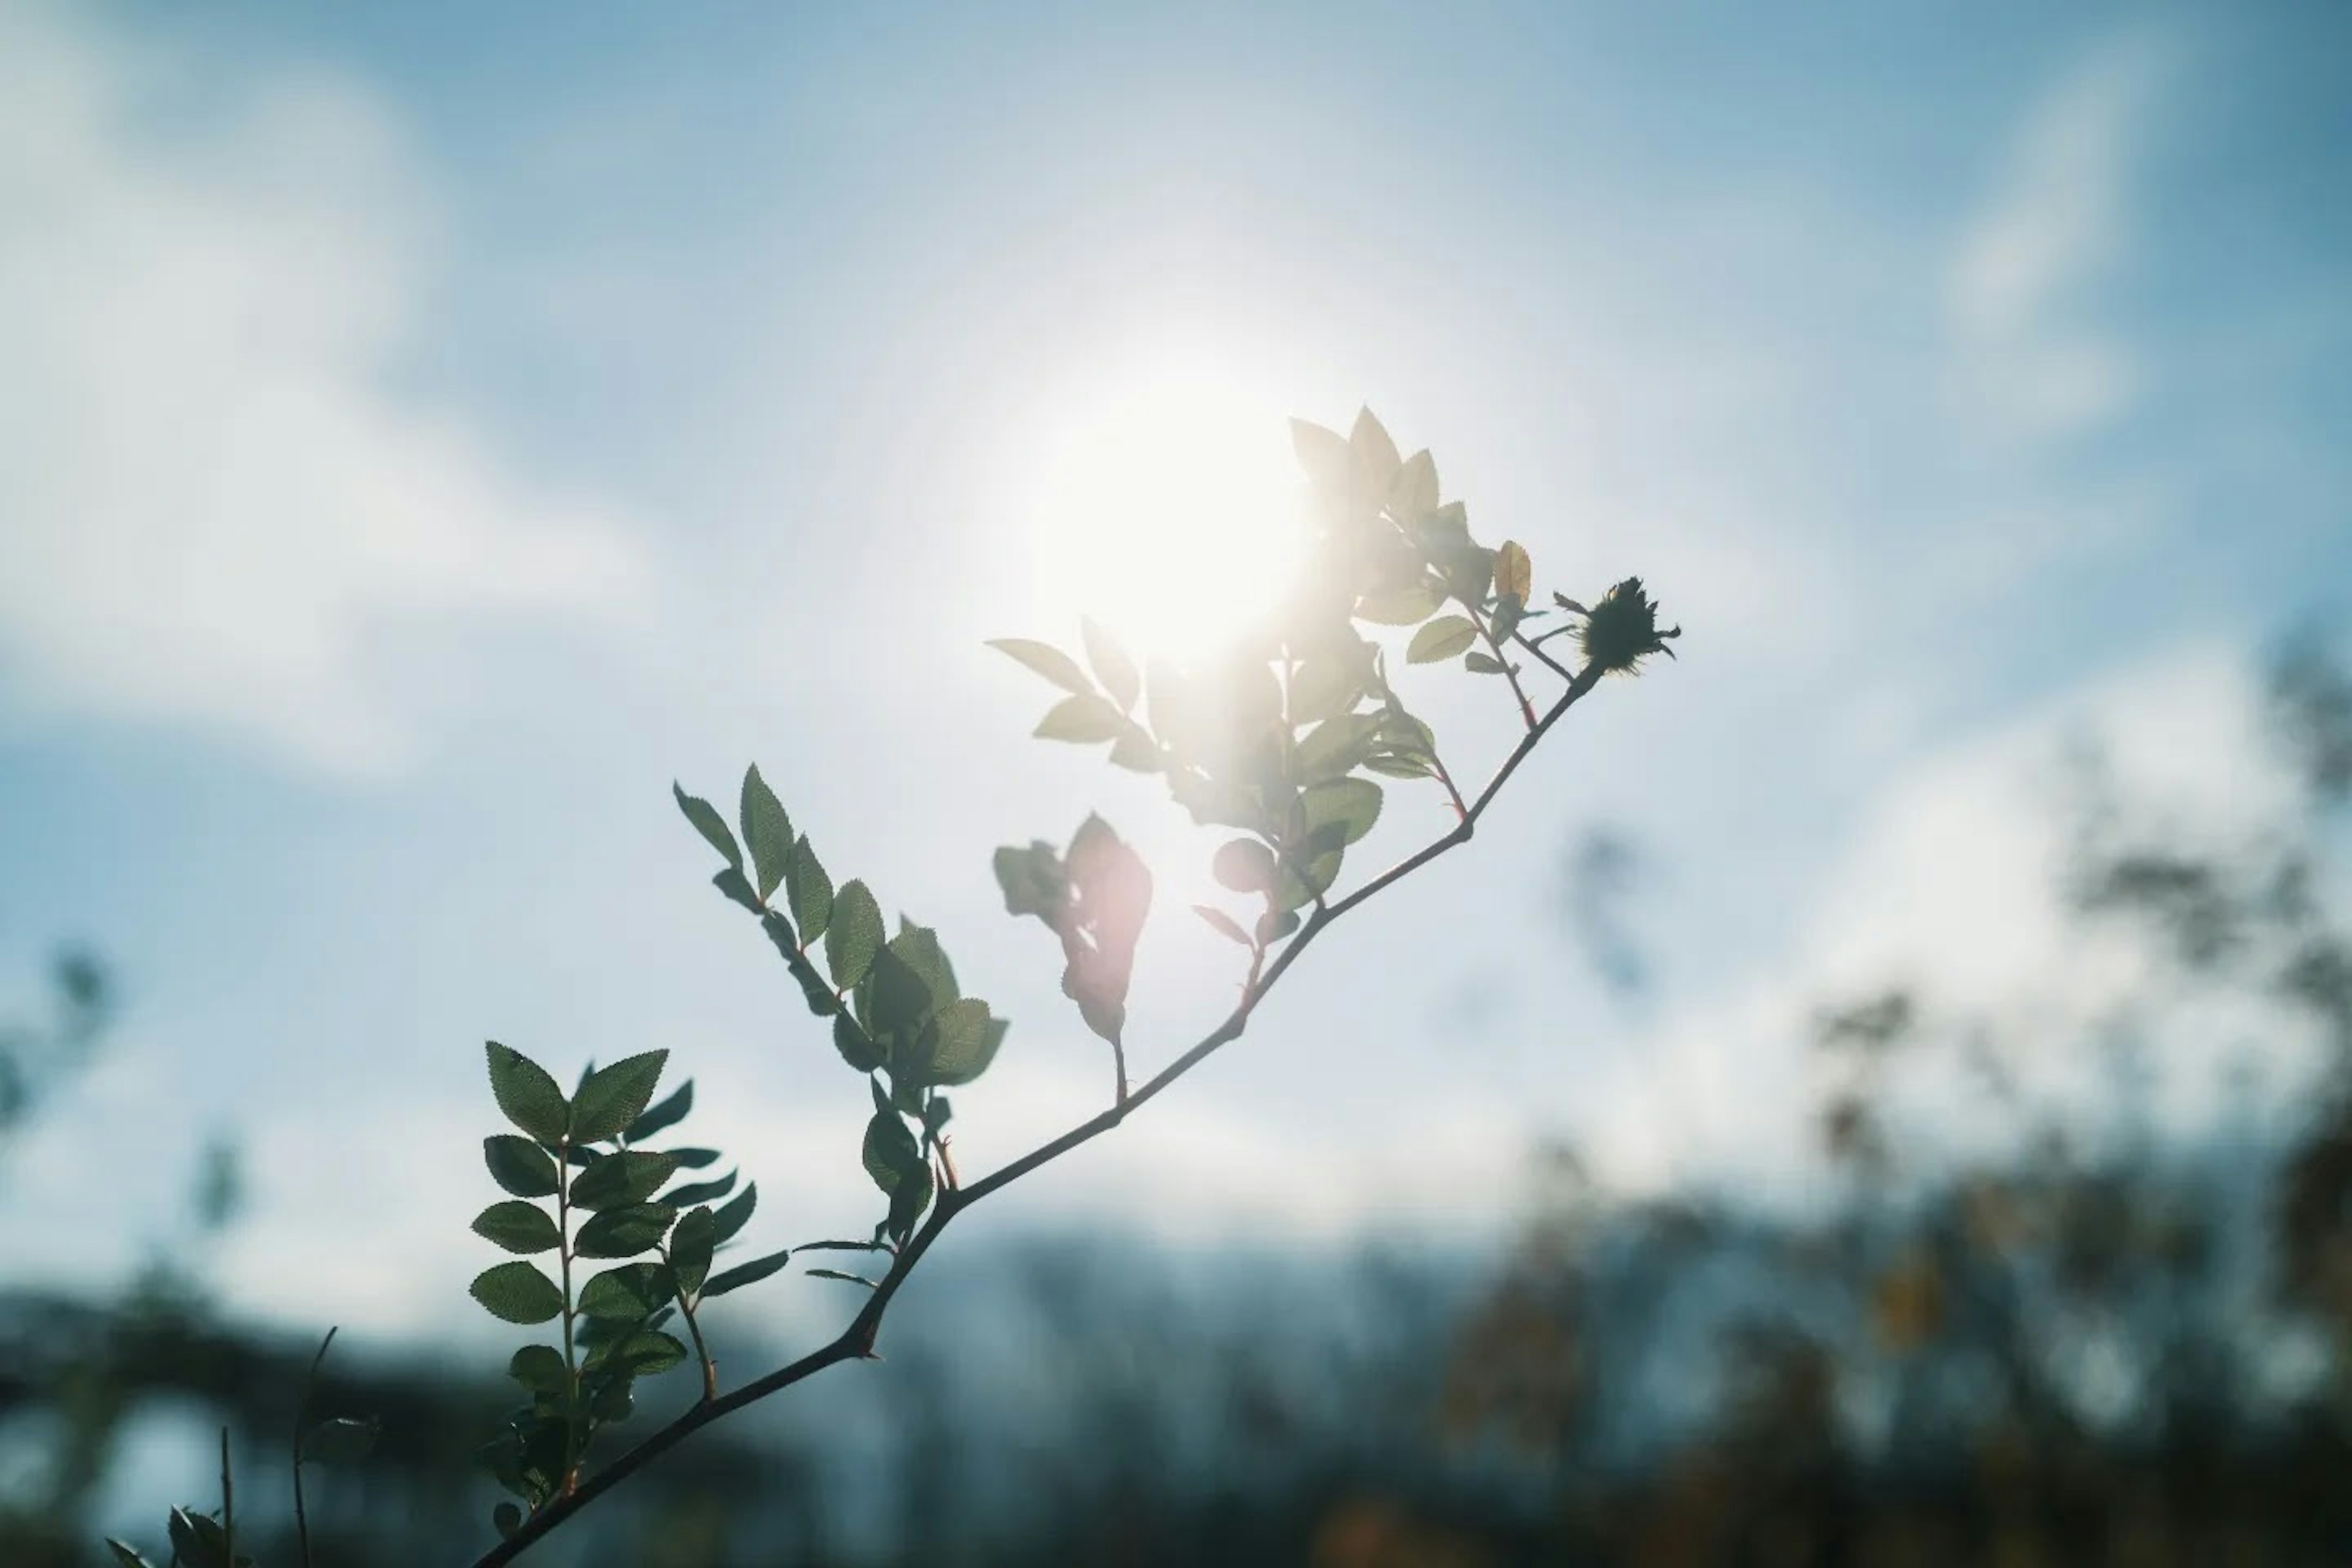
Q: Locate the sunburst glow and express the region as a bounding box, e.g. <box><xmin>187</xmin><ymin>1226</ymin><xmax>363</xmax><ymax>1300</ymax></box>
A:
<box><xmin>1021</xmin><ymin>364</ymin><xmax>1305</xmax><ymax>662</ymax></box>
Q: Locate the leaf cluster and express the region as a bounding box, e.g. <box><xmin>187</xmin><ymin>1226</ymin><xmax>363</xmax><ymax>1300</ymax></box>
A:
<box><xmin>470</xmin><ymin>1044</ymin><xmax>775</xmax><ymax>1533</ymax></box>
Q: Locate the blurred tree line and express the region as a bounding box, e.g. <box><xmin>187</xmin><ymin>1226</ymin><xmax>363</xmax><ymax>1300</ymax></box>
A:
<box><xmin>4</xmin><ymin>639</ymin><xmax>2348</xmax><ymax>1566</ymax></box>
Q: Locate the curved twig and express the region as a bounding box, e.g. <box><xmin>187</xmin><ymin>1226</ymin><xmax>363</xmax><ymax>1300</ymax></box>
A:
<box><xmin>468</xmin><ymin>658</ymin><xmax>1603</xmax><ymax>1567</ymax></box>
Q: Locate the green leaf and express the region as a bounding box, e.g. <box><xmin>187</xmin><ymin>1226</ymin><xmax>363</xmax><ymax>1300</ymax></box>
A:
<box><xmin>824</xmin><ymin>880</ymin><xmax>884</xmax><ymax>990</ymax></box>
<box><xmin>1407</xmin><ymin>615</ymin><xmax>1478</xmax><ymax>664</ymax></box>
<box><xmin>832</xmin><ymin>1012</ymin><xmax>884</xmax><ymax>1071</ymax></box>
<box><xmin>626</xmin><ymin>1080</ymin><xmax>693</xmax><ymax>1143</ymax></box>
<box><xmin>924</xmin><ymin>997</ymin><xmax>1006</xmax><ymax>1087</ymax></box>
<box><xmin>663</xmin><ymin>1170</ymin><xmax>737</xmax><ymax>1207</ymax></box>
<box><xmin>987</xmin><ymin>637</ymin><xmax>1094</xmax><ymax>696</ymax></box>
<box><xmin>890</xmin><ymin>922</ymin><xmax>960</xmax><ymax>1006</ymax></box>
<box><xmin>1257</xmin><ymin>908</ymin><xmax>1302</xmax><ymax>944</ymax></box>
<box><xmin>884</xmin><ymin>1158</ymin><xmax>935</xmax><ymax>1243</ymax></box>
<box><xmin>1276</xmin><ymin>844</ymin><xmax>1344</xmax><ymax>913</ymax></box>
<box><xmin>667</xmin><ymin>1146</ymin><xmax>722</xmax><ymax>1169</ymax></box>
<box><xmin>807</xmin><ymin>1267</ymin><xmax>879</xmax><ymax>1287</ymax></box>
<box><xmin>105</xmin><ymin>1541</ymin><xmax>156</xmax><ymax>1568</ymax></box>
<box><xmin>701</xmin><ymin>1246</ymin><xmax>794</xmax><ymax>1298</ymax></box>
<box><xmin>593</xmin><ymin>1329</ymin><xmax>688</xmax><ymax>1378</ymax></box>
<box><xmin>1081</xmin><ymin>617</ymin><xmax>1141</xmax><ymax>712</ymax></box>
<box><xmin>1464</xmin><ymin>650</ymin><xmax>1508</xmax><ymax>674</ymax></box>
<box><xmin>1287</xmin><ymin>655</ymin><xmax>1368</xmax><ymax>726</ymax></box>
<box><xmin>570</xmin><ymin>1051</ymin><xmax>669</xmax><ymax>1144</ymax></box>
<box><xmin>485</xmin><ymin>1043</ymin><xmax>568</xmax><ymax>1144</ymax></box>
<box><xmin>1034</xmin><ymin>693</ymin><xmax>1126</xmax><ymax>744</ymax></box>
<box><xmin>865</xmin><ymin>946</ymin><xmax>935</xmax><ymax>1046</ymax></box>
<box><xmin>993</xmin><ymin>842</ymin><xmax>1066</xmax><ymax>921</ymax></box>
<box><xmin>1294</xmin><ymin>713</ymin><xmax>1381</xmax><ymax>781</ymax></box>
<box><xmin>1213</xmin><ymin>837</ymin><xmax>1278</xmax><ymax>894</ymax></box>
<box><xmin>483</xmin><ymin>1135</ymin><xmax>561</xmax><ymax>1198</ymax></box>
<box><xmin>712</xmin><ymin>867</ymin><xmax>762</xmax><ymax>914</ymax></box>
<box><xmin>739</xmin><ymin>765</ymin><xmax>793</xmax><ymax>903</ymax></box>
<box><xmin>507</xmin><ymin>1344</ymin><xmax>568</xmax><ymax>1395</ymax></box>
<box><xmin>671</xmin><ymin>1205</ymin><xmax>716</xmax><ymax>1296</ymax></box>
<box><xmin>862</xmin><ymin>1109</ymin><xmax>922</xmax><ymax>1195</ymax></box>
<box><xmin>672</xmin><ymin>782</ymin><xmax>742</xmax><ymax>873</ymax></box>
<box><xmin>470</xmin><ymin>1261</ymin><xmax>565</xmax><ymax>1324</ymax></box>
<box><xmin>571</xmin><ymin>1150</ymin><xmax>680</xmax><ymax>1212</ymax></box>
<box><xmin>1494</xmin><ymin>539</ymin><xmax>1532</xmax><ymax>601</ymax></box>
<box><xmin>578</xmin><ymin>1262</ymin><xmax>673</xmax><ymax>1320</ymax></box>
<box><xmin>712</xmin><ymin>1182</ymin><xmax>758</xmax><ymax>1245</ymax></box>
<box><xmin>168</xmin><ymin>1509</ymin><xmax>230</xmax><ymax>1568</ymax></box>
<box><xmin>786</xmin><ymin>836</ymin><xmax>834</xmax><ymax>944</ymax></box>
<box><xmin>473</xmin><ymin>1200</ymin><xmax>561</xmax><ymax>1254</ymax></box>
<box><xmin>303</xmin><ymin>1415</ymin><xmax>380</xmax><ymax>1466</ymax></box>
<box><xmin>1299</xmin><ymin>777</ymin><xmax>1384</xmax><ymax>848</ymax></box>
<box><xmin>575</xmin><ymin>1203</ymin><xmax>676</xmax><ymax>1259</ymax></box>
<box><xmin>1194</xmin><ymin>905</ymin><xmax>1253</xmax><ymax>944</ymax></box>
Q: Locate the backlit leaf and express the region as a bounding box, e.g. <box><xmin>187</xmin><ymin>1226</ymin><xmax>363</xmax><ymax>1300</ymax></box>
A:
<box><xmin>1389</xmin><ymin>448</ymin><xmax>1439</xmax><ymax>525</ymax></box>
<box><xmin>1081</xmin><ymin>617</ymin><xmax>1141</xmax><ymax>712</ymax></box>
<box><xmin>1350</xmin><ymin>407</ymin><xmax>1402</xmax><ymax>491</ymax></box>
<box><xmin>1406</xmin><ymin>615</ymin><xmax>1478</xmax><ymax>664</ymax></box>
<box><xmin>1194</xmin><ymin>905</ymin><xmax>1252</xmax><ymax>945</ymax></box>
<box><xmin>987</xmin><ymin>638</ymin><xmax>1094</xmax><ymax>696</ymax></box>
<box><xmin>1213</xmin><ymin>837</ymin><xmax>1278</xmax><ymax>894</ymax></box>
<box><xmin>1494</xmin><ymin>539</ymin><xmax>1532</xmax><ymax>601</ymax></box>
<box><xmin>1300</xmin><ymin>776</ymin><xmax>1384</xmax><ymax>847</ymax></box>
<box><xmin>1034</xmin><ymin>693</ymin><xmax>1126</xmax><ymax>744</ymax></box>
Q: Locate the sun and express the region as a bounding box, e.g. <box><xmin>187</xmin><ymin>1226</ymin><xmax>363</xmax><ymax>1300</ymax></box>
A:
<box><xmin>1020</xmin><ymin>362</ymin><xmax>1305</xmax><ymax>663</ymax></box>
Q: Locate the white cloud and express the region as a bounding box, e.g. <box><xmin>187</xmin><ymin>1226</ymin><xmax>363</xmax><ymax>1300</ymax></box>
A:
<box><xmin>0</xmin><ymin>1</ymin><xmax>647</xmax><ymax>772</ymax></box>
<box><xmin>1948</xmin><ymin>32</ymin><xmax>2173</xmax><ymax>441</ymax></box>
<box><xmin>1571</xmin><ymin>641</ymin><xmax>2326</xmax><ymax>1202</ymax></box>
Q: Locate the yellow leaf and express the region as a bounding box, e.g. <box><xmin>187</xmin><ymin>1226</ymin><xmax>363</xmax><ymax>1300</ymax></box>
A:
<box><xmin>1495</xmin><ymin>540</ymin><xmax>1532</xmax><ymax>601</ymax></box>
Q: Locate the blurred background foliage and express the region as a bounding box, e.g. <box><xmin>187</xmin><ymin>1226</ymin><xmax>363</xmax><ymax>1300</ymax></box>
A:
<box><xmin>6</xmin><ymin>633</ymin><xmax>2350</xmax><ymax>1566</ymax></box>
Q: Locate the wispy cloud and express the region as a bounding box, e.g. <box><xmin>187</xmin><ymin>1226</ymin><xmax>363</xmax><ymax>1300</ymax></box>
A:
<box><xmin>0</xmin><ymin>2</ymin><xmax>647</xmax><ymax>772</ymax></box>
<box><xmin>1948</xmin><ymin>31</ymin><xmax>2174</xmax><ymax>442</ymax></box>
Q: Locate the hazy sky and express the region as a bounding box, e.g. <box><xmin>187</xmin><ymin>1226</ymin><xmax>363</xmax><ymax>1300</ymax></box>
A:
<box><xmin>2</xmin><ymin>0</ymin><xmax>2346</xmax><ymax>1341</ymax></box>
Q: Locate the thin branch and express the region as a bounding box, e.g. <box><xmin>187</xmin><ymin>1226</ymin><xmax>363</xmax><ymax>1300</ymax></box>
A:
<box><xmin>1468</xmin><ymin>603</ymin><xmax>1539</xmax><ymax>728</ymax></box>
<box><xmin>293</xmin><ymin>1325</ymin><xmax>339</xmax><ymax>1568</ymax></box>
<box><xmin>468</xmin><ymin>660</ymin><xmax>1608</xmax><ymax>1568</ymax></box>
<box><xmin>219</xmin><ymin>1428</ymin><xmax>235</xmax><ymax>1567</ymax></box>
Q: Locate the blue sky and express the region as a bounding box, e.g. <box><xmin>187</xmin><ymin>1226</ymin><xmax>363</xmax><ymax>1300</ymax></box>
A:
<box><xmin>1</xmin><ymin>0</ymin><xmax>2346</xmax><ymax>1341</ymax></box>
